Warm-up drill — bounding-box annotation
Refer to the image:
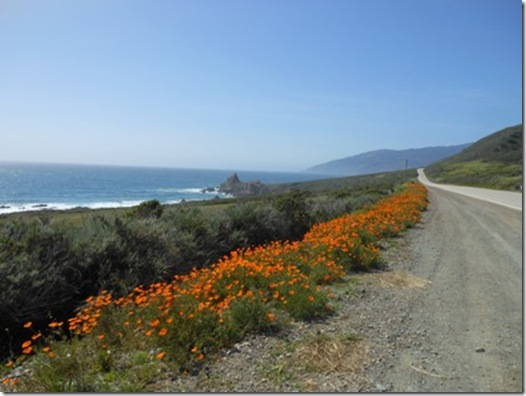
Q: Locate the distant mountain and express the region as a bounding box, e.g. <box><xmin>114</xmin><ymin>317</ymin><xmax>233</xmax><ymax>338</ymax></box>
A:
<box><xmin>306</xmin><ymin>143</ymin><xmax>472</xmax><ymax>176</ymax></box>
<box><xmin>425</xmin><ymin>124</ymin><xmax>523</xmax><ymax>191</ymax></box>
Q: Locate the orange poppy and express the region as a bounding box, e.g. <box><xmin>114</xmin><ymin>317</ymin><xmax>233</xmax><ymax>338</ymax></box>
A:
<box><xmin>31</xmin><ymin>333</ymin><xmax>42</xmax><ymax>341</ymax></box>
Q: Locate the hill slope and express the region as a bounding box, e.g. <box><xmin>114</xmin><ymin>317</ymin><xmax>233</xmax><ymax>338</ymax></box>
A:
<box><xmin>307</xmin><ymin>144</ymin><xmax>471</xmax><ymax>176</ymax></box>
<box><xmin>425</xmin><ymin>124</ymin><xmax>523</xmax><ymax>191</ymax></box>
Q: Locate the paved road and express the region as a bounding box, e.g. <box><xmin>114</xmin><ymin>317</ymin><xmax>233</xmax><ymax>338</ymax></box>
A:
<box><xmin>417</xmin><ymin>168</ymin><xmax>522</xmax><ymax>211</ymax></box>
<box><xmin>374</xmin><ymin>170</ymin><xmax>523</xmax><ymax>392</ymax></box>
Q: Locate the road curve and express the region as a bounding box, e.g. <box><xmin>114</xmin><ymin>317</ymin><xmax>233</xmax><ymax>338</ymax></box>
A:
<box><xmin>374</xmin><ymin>171</ymin><xmax>523</xmax><ymax>391</ymax></box>
<box><xmin>417</xmin><ymin>168</ymin><xmax>522</xmax><ymax>211</ymax></box>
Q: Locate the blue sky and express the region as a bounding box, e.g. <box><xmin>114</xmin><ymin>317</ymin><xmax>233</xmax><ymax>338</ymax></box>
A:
<box><xmin>0</xmin><ymin>0</ymin><xmax>522</xmax><ymax>172</ymax></box>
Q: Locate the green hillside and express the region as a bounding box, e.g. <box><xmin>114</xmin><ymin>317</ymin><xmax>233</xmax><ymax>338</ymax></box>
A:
<box><xmin>425</xmin><ymin>124</ymin><xmax>523</xmax><ymax>191</ymax></box>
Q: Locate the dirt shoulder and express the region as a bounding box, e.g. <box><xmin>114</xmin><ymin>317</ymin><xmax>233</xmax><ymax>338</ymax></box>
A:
<box><xmin>155</xmin><ymin>187</ymin><xmax>522</xmax><ymax>392</ymax></box>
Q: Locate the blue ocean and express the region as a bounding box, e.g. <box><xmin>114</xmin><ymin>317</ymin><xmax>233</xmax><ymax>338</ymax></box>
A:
<box><xmin>0</xmin><ymin>162</ymin><xmax>329</xmax><ymax>215</ymax></box>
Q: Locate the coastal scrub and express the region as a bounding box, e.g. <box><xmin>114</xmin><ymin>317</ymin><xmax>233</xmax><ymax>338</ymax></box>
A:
<box><xmin>1</xmin><ymin>183</ymin><xmax>427</xmax><ymax>392</ymax></box>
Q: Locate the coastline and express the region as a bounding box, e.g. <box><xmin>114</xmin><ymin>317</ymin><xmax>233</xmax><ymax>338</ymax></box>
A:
<box><xmin>0</xmin><ymin>163</ymin><xmax>322</xmax><ymax>217</ymax></box>
<box><xmin>0</xmin><ymin>195</ymin><xmax>232</xmax><ymax>217</ymax></box>
<box><xmin>0</xmin><ymin>194</ymin><xmax>227</xmax><ymax>216</ymax></box>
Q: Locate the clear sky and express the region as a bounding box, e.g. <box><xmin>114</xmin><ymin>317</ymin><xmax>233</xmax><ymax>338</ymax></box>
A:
<box><xmin>0</xmin><ymin>0</ymin><xmax>522</xmax><ymax>172</ymax></box>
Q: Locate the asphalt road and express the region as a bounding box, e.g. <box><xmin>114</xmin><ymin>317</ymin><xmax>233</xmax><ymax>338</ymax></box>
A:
<box><xmin>376</xmin><ymin>169</ymin><xmax>523</xmax><ymax>392</ymax></box>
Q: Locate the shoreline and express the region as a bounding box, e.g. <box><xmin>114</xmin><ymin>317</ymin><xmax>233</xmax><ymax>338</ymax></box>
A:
<box><xmin>0</xmin><ymin>195</ymin><xmax>235</xmax><ymax>218</ymax></box>
<box><xmin>0</xmin><ymin>169</ymin><xmax>416</xmax><ymax>218</ymax></box>
<box><xmin>0</xmin><ymin>190</ymin><xmax>234</xmax><ymax>217</ymax></box>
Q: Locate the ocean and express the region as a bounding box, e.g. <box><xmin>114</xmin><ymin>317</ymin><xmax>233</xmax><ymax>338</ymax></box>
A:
<box><xmin>0</xmin><ymin>162</ymin><xmax>328</xmax><ymax>215</ymax></box>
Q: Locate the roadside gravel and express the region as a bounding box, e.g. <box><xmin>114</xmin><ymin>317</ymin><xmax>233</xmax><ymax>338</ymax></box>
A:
<box><xmin>155</xmin><ymin>186</ymin><xmax>522</xmax><ymax>392</ymax></box>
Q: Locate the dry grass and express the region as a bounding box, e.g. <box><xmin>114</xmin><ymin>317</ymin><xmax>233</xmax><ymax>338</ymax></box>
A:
<box><xmin>294</xmin><ymin>333</ymin><xmax>368</xmax><ymax>375</ymax></box>
<box><xmin>361</xmin><ymin>270</ymin><xmax>431</xmax><ymax>289</ymax></box>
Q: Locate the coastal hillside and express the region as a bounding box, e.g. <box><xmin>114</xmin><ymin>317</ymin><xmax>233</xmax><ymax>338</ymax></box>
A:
<box><xmin>306</xmin><ymin>144</ymin><xmax>471</xmax><ymax>176</ymax></box>
<box><xmin>425</xmin><ymin>124</ymin><xmax>523</xmax><ymax>191</ymax></box>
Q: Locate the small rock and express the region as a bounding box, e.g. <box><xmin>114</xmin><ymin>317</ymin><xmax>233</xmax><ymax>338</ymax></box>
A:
<box><xmin>476</xmin><ymin>347</ymin><xmax>486</xmax><ymax>353</ymax></box>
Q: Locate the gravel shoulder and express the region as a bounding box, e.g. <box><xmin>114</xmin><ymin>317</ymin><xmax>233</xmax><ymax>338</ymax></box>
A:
<box><xmin>157</xmin><ymin>186</ymin><xmax>523</xmax><ymax>392</ymax></box>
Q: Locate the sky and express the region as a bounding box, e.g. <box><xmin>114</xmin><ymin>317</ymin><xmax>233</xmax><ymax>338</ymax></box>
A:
<box><xmin>0</xmin><ymin>0</ymin><xmax>522</xmax><ymax>172</ymax></box>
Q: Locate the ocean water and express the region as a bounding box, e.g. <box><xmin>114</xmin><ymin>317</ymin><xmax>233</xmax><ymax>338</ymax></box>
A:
<box><xmin>0</xmin><ymin>162</ymin><xmax>327</xmax><ymax>215</ymax></box>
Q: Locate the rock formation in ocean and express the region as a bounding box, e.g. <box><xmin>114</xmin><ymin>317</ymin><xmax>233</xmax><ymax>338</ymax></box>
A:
<box><xmin>218</xmin><ymin>173</ymin><xmax>269</xmax><ymax>197</ymax></box>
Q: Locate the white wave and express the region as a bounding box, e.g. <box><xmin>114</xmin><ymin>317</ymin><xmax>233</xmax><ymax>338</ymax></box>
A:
<box><xmin>85</xmin><ymin>200</ymin><xmax>144</xmax><ymax>209</ymax></box>
<box><xmin>0</xmin><ymin>203</ymin><xmax>75</xmax><ymax>215</ymax></box>
<box><xmin>0</xmin><ymin>200</ymin><xmax>146</xmax><ymax>215</ymax></box>
<box><xmin>156</xmin><ymin>187</ymin><xmax>220</xmax><ymax>194</ymax></box>
<box><xmin>0</xmin><ymin>195</ymin><xmax>235</xmax><ymax>215</ymax></box>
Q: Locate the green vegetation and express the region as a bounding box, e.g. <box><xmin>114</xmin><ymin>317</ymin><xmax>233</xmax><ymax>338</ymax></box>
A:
<box><xmin>0</xmin><ymin>169</ymin><xmax>417</xmax><ymax>362</ymax></box>
<box><xmin>0</xmin><ymin>181</ymin><xmax>427</xmax><ymax>392</ymax></box>
<box><xmin>425</xmin><ymin>124</ymin><xmax>523</xmax><ymax>191</ymax></box>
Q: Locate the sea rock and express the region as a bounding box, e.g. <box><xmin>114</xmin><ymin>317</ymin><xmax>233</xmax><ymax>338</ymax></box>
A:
<box><xmin>219</xmin><ymin>173</ymin><xmax>269</xmax><ymax>197</ymax></box>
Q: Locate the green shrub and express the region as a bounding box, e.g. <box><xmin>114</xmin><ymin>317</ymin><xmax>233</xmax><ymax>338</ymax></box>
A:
<box><xmin>129</xmin><ymin>200</ymin><xmax>164</xmax><ymax>219</ymax></box>
<box><xmin>272</xmin><ymin>190</ymin><xmax>313</xmax><ymax>240</ymax></box>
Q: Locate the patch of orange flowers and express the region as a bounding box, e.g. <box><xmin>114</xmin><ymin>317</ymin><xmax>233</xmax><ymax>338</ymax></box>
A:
<box><xmin>7</xmin><ymin>184</ymin><xmax>427</xmax><ymax>381</ymax></box>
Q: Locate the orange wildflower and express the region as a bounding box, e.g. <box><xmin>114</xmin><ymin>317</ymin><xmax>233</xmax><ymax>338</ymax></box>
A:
<box><xmin>156</xmin><ymin>351</ymin><xmax>166</xmax><ymax>360</ymax></box>
<box><xmin>23</xmin><ymin>321</ymin><xmax>32</xmax><ymax>328</ymax></box>
<box><xmin>158</xmin><ymin>328</ymin><xmax>168</xmax><ymax>337</ymax></box>
<box><xmin>31</xmin><ymin>333</ymin><xmax>42</xmax><ymax>341</ymax></box>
